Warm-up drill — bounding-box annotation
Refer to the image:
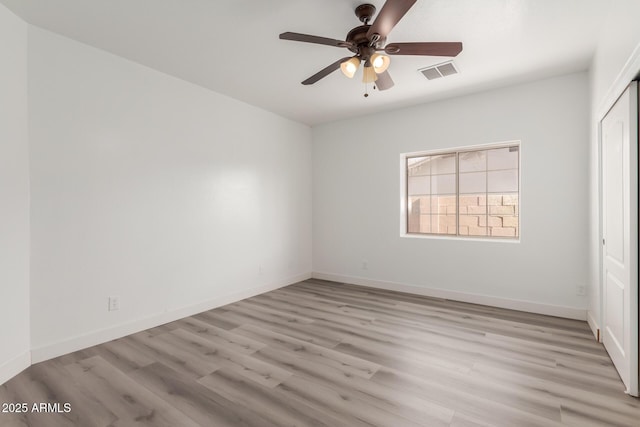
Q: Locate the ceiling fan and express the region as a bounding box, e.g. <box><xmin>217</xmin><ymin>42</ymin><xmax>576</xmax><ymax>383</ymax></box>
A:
<box><xmin>279</xmin><ymin>0</ymin><xmax>463</xmax><ymax>94</ymax></box>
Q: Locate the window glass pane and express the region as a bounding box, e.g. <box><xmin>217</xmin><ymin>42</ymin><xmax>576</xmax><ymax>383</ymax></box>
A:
<box><xmin>459</xmin><ymin>172</ymin><xmax>486</xmax><ymax>194</ymax></box>
<box><xmin>458</xmin><ymin>194</ymin><xmax>486</xmax><ymax>214</ymax></box>
<box><xmin>488</xmin><ymin>147</ymin><xmax>518</xmax><ymax>170</ymax></box>
<box><xmin>490</xmin><ymin>222</ymin><xmax>517</xmax><ymax>237</ymax></box>
<box><xmin>488</xmin><ymin>195</ymin><xmax>517</xmax><ymax>215</ymax></box>
<box><xmin>496</xmin><ymin>216</ymin><xmax>519</xmax><ymax>237</ymax></box>
<box><xmin>408</xmin><ymin>197</ymin><xmax>430</xmax><ymax>233</ymax></box>
<box><xmin>407</xmin><ymin>156</ymin><xmax>430</xmax><ymax>176</ymax></box>
<box><xmin>487</xmin><ymin>193</ymin><xmax>519</xmax><ymax>237</ymax></box>
<box><xmin>408</xmin><ymin>196</ymin><xmax>430</xmax><ymax>215</ymax></box>
<box><xmin>459</xmin><ymin>191</ymin><xmax>487</xmax><ymax>236</ymax></box>
<box><xmin>459</xmin><ymin>150</ymin><xmax>486</xmax><ymax>172</ymax></box>
<box><xmin>434</xmin><ymin>215</ymin><xmax>456</xmax><ymax>234</ymax></box>
<box><xmin>404</xmin><ymin>144</ymin><xmax>518</xmax><ymax>239</ymax></box>
<box><xmin>408</xmin><ymin>176</ymin><xmax>430</xmax><ymax>196</ymax></box>
<box><xmin>431</xmin><ymin>173</ymin><xmax>456</xmax><ymax>194</ymax></box>
<box><xmin>418</xmin><ymin>216</ymin><xmax>432</xmax><ymax>233</ymax></box>
<box><xmin>432</xmin><ymin>195</ymin><xmax>456</xmax><ymax>216</ymax></box>
<box><xmin>460</xmin><ymin>215</ymin><xmax>487</xmax><ymax>236</ymax></box>
<box><xmin>407</xmin><ymin>211</ymin><xmax>420</xmax><ymax>233</ymax></box>
<box><xmin>431</xmin><ymin>154</ymin><xmax>456</xmax><ymax>174</ymax></box>
<box><xmin>488</xmin><ymin>170</ymin><xmax>518</xmax><ymax>193</ymax></box>
<box><xmin>487</xmin><ymin>194</ymin><xmax>502</xmax><ymax>206</ymax></box>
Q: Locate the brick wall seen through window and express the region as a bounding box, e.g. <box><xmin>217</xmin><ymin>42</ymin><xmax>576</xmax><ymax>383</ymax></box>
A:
<box><xmin>406</xmin><ymin>143</ymin><xmax>519</xmax><ymax>238</ymax></box>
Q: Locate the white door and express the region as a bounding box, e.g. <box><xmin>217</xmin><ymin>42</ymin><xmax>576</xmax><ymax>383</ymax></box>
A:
<box><xmin>601</xmin><ymin>81</ymin><xmax>638</xmax><ymax>397</ymax></box>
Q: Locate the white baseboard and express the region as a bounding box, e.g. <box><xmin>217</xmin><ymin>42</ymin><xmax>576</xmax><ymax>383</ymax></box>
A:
<box><xmin>312</xmin><ymin>272</ymin><xmax>587</xmax><ymax>321</ymax></box>
<box><xmin>0</xmin><ymin>351</ymin><xmax>30</xmax><ymax>386</ymax></box>
<box><xmin>31</xmin><ymin>273</ymin><xmax>311</xmax><ymax>364</ymax></box>
<box><xmin>587</xmin><ymin>310</ymin><xmax>601</xmax><ymax>341</ymax></box>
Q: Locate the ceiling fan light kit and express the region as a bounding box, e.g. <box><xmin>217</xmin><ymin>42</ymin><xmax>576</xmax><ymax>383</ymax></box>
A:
<box><xmin>370</xmin><ymin>53</ymin><xmax>391</xmax><ymax>73</ymax></box>
<box><xmin>340</xmin><ymin>57</ymin><xmax>361</xmax><ymax>78</ymax></box>
<box><xmin>279</xmin><ymin>0</ymin><xmax>463</xmax><ymax>96</ymax></box>
<box><xmin>362</xmin><ymin>63</ymin><xmax>378</xmax><ymax>83</ymax></box>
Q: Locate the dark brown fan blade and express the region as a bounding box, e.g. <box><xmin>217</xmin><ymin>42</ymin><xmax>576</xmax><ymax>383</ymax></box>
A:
<box><xmin>384</xmin><ymin>42</ymin><xmax>463</xmax><ymax>56</ymax></box>
<box><xmin>302</xmin><ymin>57</ymin><xmax>351</xmax><ymax>85</ymax></box>
<box><xmin>375</xmin><ymin>70</ymin><xmax>394</xmax><ymax>91</ymax></box>
<box><xmin>366</xmin><ymin>0</ymin><xmax>417</xmax><ymax>40</ymax></box>
<box><xmin>280</xmin><ymin>32</ymin><xmax>353</xmax><ymax>48</ymax></box>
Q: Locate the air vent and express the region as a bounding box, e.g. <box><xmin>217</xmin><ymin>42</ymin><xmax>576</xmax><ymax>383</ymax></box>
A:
<box><xmin>418</xmin><ymin>61</ymin><xmax>459</xmax><ymax>80</ymax></box>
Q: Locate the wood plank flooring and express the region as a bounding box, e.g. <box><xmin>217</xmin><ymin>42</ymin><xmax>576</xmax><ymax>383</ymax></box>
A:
<box><xmin>1</xmin><ymin>279</ymin><xmax>639</xmax><ymax>426</ymax></box>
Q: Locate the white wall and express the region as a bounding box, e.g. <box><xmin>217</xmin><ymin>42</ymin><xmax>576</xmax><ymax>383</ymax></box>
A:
<box><xmin>590</xmin><ymin>1</ymin><xmax>640</xmax><ymax>111</ymax></box>
<box><xmin>0</xmin><ymin>4</ymin><xmax>30</xmax><ymax>384</ymax></box>
<box><xmin>587</xmin><ymin>0</ymin><xmax>640</xmax><ymax>335</ymax></box>
<box><xmin>28</xmin><ymin>27</ymin><xmax>312</xmax><ymax>361</ymax></box>
<box><xmin>313</xmin><ymin>72</ymin><xmax>589</xmax><ymax>319</ymax></box>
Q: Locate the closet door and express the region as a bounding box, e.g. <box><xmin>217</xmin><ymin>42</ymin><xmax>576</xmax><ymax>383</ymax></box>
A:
<box><xmin>601</xmin><ymin>81</ymin><xmax>638</xmax><ymax>396</ymax></box>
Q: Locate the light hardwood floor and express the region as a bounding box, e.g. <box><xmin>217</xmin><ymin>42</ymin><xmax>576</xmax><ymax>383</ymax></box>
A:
<box><xmin>1</xmin><ymin>279</ymin><xmax>639</xmax><ymax>426</ymax></box>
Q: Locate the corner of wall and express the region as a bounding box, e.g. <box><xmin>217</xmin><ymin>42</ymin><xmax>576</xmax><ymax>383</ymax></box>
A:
<box><xmin>30</xmin><ymin>272</ymin><xmax>311</xmax><ymax>364</ymax></box>
<box><xmin>587</xmin><ymin>310</ymin><xmax>600</xmax><ymax>341</ymax></box>
<box><xmin>313</xmin><ymin>272</ymin><xmax>587</xmax><ymax>321</ymax></box>
<box><xmin>0</xmin><ymin>352</ymin><xmax>31</xmax><ymax>386</ymax></box>
<box><xmin>0</xmin><ymin>2</ymin><xmax>31</xmax><ymax>386</ymax></box>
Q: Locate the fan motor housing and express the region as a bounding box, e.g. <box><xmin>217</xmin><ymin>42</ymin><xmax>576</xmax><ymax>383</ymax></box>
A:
<box><xmin>345</xmin><ymin>25</ymin><xmax>385</xmax><ymax>54</ymax></box>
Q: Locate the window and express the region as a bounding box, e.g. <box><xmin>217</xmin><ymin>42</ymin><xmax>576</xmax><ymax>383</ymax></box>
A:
<box><xmin>404</xmin><ymin>142</ymin><xmax>520</xmax><ymax>239</ymax></box>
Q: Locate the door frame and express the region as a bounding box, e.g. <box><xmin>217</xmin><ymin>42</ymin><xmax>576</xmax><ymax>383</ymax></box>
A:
<box><xmin>592</xmin><ymin>41</ymin><xmax>640</xmax><ymax>397</ymax></box>
<box><xmin>598</xmin><ymin>82</ymin><xmax>639</xmax><ymax>396</ymax></box>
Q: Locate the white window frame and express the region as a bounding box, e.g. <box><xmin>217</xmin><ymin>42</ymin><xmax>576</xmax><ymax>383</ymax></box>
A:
<box><xmin>400</xmin><ymin>140</ymin><xmax>521</xmax><ymax>242</ymax></box>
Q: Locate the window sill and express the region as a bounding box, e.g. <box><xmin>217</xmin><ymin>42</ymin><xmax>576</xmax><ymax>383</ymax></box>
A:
<box><xmin>401</xmin><ymin>233</ymin><xmax>521</xmax><ymax>243</ymax></box>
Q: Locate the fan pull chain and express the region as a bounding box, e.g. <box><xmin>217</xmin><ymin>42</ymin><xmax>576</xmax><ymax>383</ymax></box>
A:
<box><xmin>364</xmin><ymin>82</ymin><xmax>369</xmax><ymax>98</ymax></box>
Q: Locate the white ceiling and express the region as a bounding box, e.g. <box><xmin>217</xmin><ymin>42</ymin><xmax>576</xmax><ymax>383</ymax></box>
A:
<box><xmin>1</xmin><ymin>0</ymin><xmax>612</xmax><ymax>126</ymax></box>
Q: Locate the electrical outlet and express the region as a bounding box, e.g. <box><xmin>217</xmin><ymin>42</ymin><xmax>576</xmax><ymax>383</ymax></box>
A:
<box><xmin>108</xmin><ymin>296</ymin><xmax>120</xmax><ymax>311</ymax></box>
<box><xmin>576</xmin><ymin>285</ymin><xmax>586</xmax><ymax>296</ymax></box>
<box><xmin>362</xmin><ymin>260</ymin><xmax>368</xmax><ymax>270</ymax></box>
